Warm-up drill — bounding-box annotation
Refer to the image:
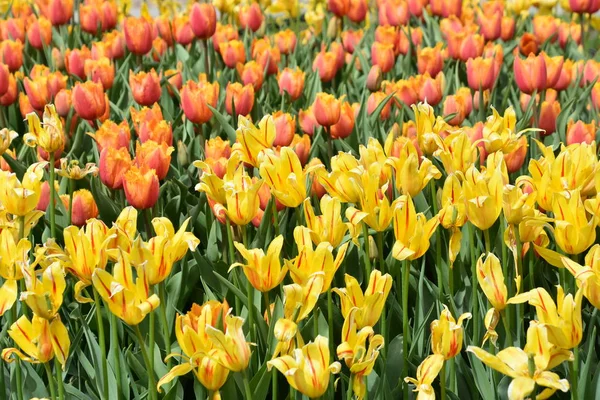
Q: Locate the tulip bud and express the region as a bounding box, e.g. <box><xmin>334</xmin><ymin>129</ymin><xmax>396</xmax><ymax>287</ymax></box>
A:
<box><xmin>225</xmin><ymin>83</ymin><xmax>255</xmax><ymax>117</ymax></box>
<box><xmin>313</xmin><ymin>51</ymin><xmax>338</xmax><ymax>83</ymax></box>
<box><xmin>330</xmin><ymin>102</ymin><xmax>357</xmax><ymax>139</ymax></box>
<box><xmin>278</xmin><ymin>68</ymin><xmax>305</xmax><ymax>101</ymax></box>
<box><xmin>212</xmin><ymin>24</ymin><xmax>239</xmax><ymax>51</ymax></box>
<box><xmin>219</xmin><ymin>40</ymin><xmax>246</xmax><ymax>68</ymax></box>
<box><xmin>239</xmin><ymin>3</ymin><xmax>264</xmax><ymax>32</ymax></box>
<box><xmin>347</xmin><ymin>0</ymin><xmax>367</xmax><ymax>22</ymax></box>
<box><xmin>569</xmin><ymin>0</ymin><xmax>600</xmax><ymax>13</ymax></box>
<box><xmin>27</xmin><ymin>16</ymin><xmax>52</xmax><ymax>50</ymax></box>
<box><xmin>65</xmin><ymin>46</ymin><xmax>92</xmax><ymax>79</ymax></box>
<box><xmin>272</xmin><ymin>111</ymin><xmax>296</xmax><ymax>147</ymax></box>
<box><xmin>299</xmin><ymin>106</ymin><xmax>319</xmax><ymax>136</ymax></box>
<box><xmin>533</xmin><ymin>15</ymin><xmax>558</xmax><ymax>45</ymax></box>
<box><xmin>0</xmin><ymin>40</ymin><xmax>24</xmax><ymax>72</ymax></box>
<box><xmin>566</xmin><ymin>120</ymin><xmax>596</xmax><ymax>145</ymax></box>
<box><xmin>379</xmin><ymin>0</ymin><xmax>409</xmax><ymax>26</ymax></box>
<box><xmin>72</xmin><ymin>80</ymin><xmax>106</xmax><ymax>121</ymax></box>
<box><xmin>542</xmin><ymin>53</ymin><xmax>564</xmax><ymax>90</ymax></box>
<box><xmin>503</xmin><ymin>136</ymin><xmax>527</xmax><ymax>174</ymax></box>
<box><xmin>23</xmin><ymin>77</ymin><xmax>50</xmax><ymax>111</ymax></box>
<box><xmin>19</xmin><ymin>93</ymin><xmax>36</xmax><ymax>118</ymax></box>
<box><xmin>466</xmin><ymin>57</ymin><xmax>495</xmax><ymax>91</ymax></box>
<box><xmin>341</xmin><ymin>29</ymin><xmax>363</xmax><ymax>54</ymax></box>
<box><xmin>274</xmin><ymin>29</ymin><xmax>297</xmax><ymax>55</ymax></box>
<box><xmin>313</xmin><ymin>93</ymin><xmax>341</xmax><ymax>127</ymax></box>
<box><xmin>443</xmin><ymin>95</ymin><xmax>468</xmax><ymax>126</ymax></box>
<box><xmin>134</xmin><ymin>140</ymin><xmax>173</xmax><ymax>180</ymax></box>
<box><xmin>181</xmin><ymin>79</ymin><xmax>220</xmax><ymax>124</ymax></box>
<box><xmin>61</xmin><ymin>189</ymin><xmax>99</xmax><ymax>226</ymax></box>
<box><xmin>500</xmin><ymin>17</ymin><xmax>515</xmax><ymax>41</ymax></box>
<box><xmin>519</xmin><ymin>33</ymin><xmax>539</xmax><ymax>56</ymax></box>
<box><xmin>190</xmin><ymin>3</ymin><xmax>217</xmax><ymax>39</ymax></box>
<box><xmin>291</xmin><ymin>134</ymin><xmax>311</xmax><ymax>166</ymax></box>
<box><xmin>371</xmin><ymin>42</ymin><xmax>395</xmax><ymax>73</ymax></box>
<box><xmin>237</xmin><ymin>61</ymin><xmax>264</xmax><ymax>91</ymax></box>
<box><xmin>514</xmin><ymin>53</ymin><xmax>547</xmax><ymax>95</ymax></box>
<box><xmin>478</xmin><ymin>11</ymin><xmax>502</xmax><ymax>41</ymax></box>
<box><xmin>129</xmin><ymin>69</ymin><xmax>162</xmax><ymax>106</ymax></box>
<box><xmin>44</xmin><ymin>0</ymin><xmax>74</xmax><ymax>26</ymax></box>
<box><xmin>173</xmin><ymin>16</ymin><xmax>195</xmax><ymax>46</ymax></box>
<box><xmin>123</xmin><ymin>166</ymin><xmax>160</xmax><ymax>210</ymax></box>
<box><xmin>367</xmin><ymin>91</ymin><xmax>391</xmax><ymax>120</ymax></box>
<box><xmin>0</xmin><ymin>73</ymin><xmax>17</xmax><ymax>106</ymax></box>
<box><xmin>99</xmin><ymin>146</ymin><xmax>132</xmax><ymax>190</ymax></box>
<box><xmin>416</xmin><ymin>73</ymin><xmax>444</xmax><ymax>106</ymax></box>
<box><xmin>327</xmin><ymin>17</ymin><xmax>341</xmax><ymax>39</ymax></box>
<box><xmin>366</xmin><ymin>65</ymin><xmax>382</xmax><ymax>92</ymax></box>
<box><xmin>139</xmin><ymin>119</ymin><xmax>173</xmax><ymax>146</ymax></box>
<box><xmin>538</xmin><ymin>99</ymin><xmax>561</xmax><ymax>137</ymax></box>
<box><xmin>124</xmin><ymin>17</ymin><xmax>153</xmax><ymax>55</ymax></box>
<box><xmin>177</xmin><ymin>140</ymin><xmax>189</xmax><ymax>167</ymax></box>
<box><xmin>54</xmin><ymin>89</ymin><xmax>72</xmax><ymax>117</ymax></box>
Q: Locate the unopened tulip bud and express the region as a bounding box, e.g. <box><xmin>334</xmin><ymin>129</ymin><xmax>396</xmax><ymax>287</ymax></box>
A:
<box><xmin>129</xmin><ymin>69</ymin><xmax>162</xmax><ymax>106</ymax></box>
<box><xmin>313</xmin><ymin>93</ymin><xmax>341</xmax><ymax>127</ymax></box>
<box><xmin>366</xmin><ymin>65</ymin><xmax>382</xmax><ymax>92</ymax></box>
<box><xmin>177</xmin><ymin>140</ymin><xmax>189</xmax><ymax>166</ymax></box>
<box><xmin>124</xmin><ymin>17</ymin><xmax>153</xmax><ymax>55</ymax></box>
<box><xmin>225</xmin><ymin>82</ymin><xmax>255</xmax><ymax>117</ymax></box>
<box><xmin>72</xmin><ymin>80</ymin><xmax>106</xmax><ymax>120</ymax></box>
<box><xmin>272</xmin><ymin>111</ymin><xmax>296</xmax><ymax>147</ymax></box>
<box><xmin>190</xmin><ymin>3</ymin><xmax>217</xmax><ymax>39</ymax></box>
<box><xmin>566</xmin><ymin>120</ymin><xmax>596</xmax><ymax>145</ymax></box>
<box><xmin>123</xmin><ymin>166</ymin><xmax>160</xmax><ymax>210</ymax></box>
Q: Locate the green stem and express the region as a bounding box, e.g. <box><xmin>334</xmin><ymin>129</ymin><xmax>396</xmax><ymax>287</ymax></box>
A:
<box><xmin>49</xmin><ymin>152</ymin><xmax>56</xmax><ymax>238</ymax></box>
<box><xmin>362</xmin><ymin>224</ymin><xmax>372</xmax><ymax>280</ymax></box>
<box><xmin>528</xmin><ymin>354</ymin><xmax>537</xmax><ymax>397</ymax></box>
<box><xmin>570</xmin><ymin>347</ymin><xmax>579</xmax><ymax>400</ymax></box>
<box><xmin>241</xmin><ymin>225</ymin><xmax>255</xmax><ymax>344</ymax></box>
<box><xmin>148</xmin><ymin>308</ymin><xmax>156</xmax><ymax>393</ymax></box>
<box><xmin>483</xmin><ymin>229</ymin><xmax>491</xmax><ymax>254</ymax></box>
<box><xmin>111</xmin><ymin>314</ymin><xmax>122</xmax><ymax>400</ymax></box>
<box><xmin>55</xmin><ymin>360</ymin><xmax>65</xmax><ymax>400</ymax></box>
<box><xmin>93</xmin><ymin>287</ymin><xmax>109</xmax><ymax>400</ymax></box>
<box><xmin>242</xmin><ymin>370</ymin><xmax>254</xmax><ymax>400</ymax></box>
<box><xmin>68</xmin><ymin>178</ymin><xmax>75</xmax><ymax>226</ymax></box>
<box><xmin>158</xmin><ymin>282</ymin><xmax>172</xmax><ymax>371</ymax></box>
<box><xmin>326</xmin><ymin>126</ymin><xmax>333</xmax><ymax>161</ymax></box>
<box><xmin>402</xmin><ymin>259</ymin><xmax>410</xmax><ymax>400</ymax></box>
<box><xmin>45</xmin><ymin>362</ymin><xmax>57</xmax><ymax>400</ymax></box>
<box><xmin>313</xmin><ymin>307</ymin><xmax>320</xmax><ymax>339</ymax></box>
<box><xmin>272</xmin><ymin>201</ymin><xmax>280</xmax><ymax>236</ymax></box>
<box><xmin>376</xmin><ymin>231</ymin><xmax>387</xmax><ymax>355</ymax></box>
<box><xmin>470</xmin><ymin>224</ymin><xmax>480</xmax><ymax>343</ymax></box>
<box><xmin>225</xmin><ymin>218</ymin><xmax>241</xmax><ymax>313</ymax></box>
<box><xmin>327</xmin><ymin>288</ymin><xmax>334</xmax><ymax>357</ymax></box>
<box><xmin>346</xmin><ymin>374</ymin><xmax>354</xmax><ymax>400</ymax></box>
<box><xmin>264</xmin><ymin>291</ymin><xmax>278</xmax><ymax>400</ymax></box>
<box><xmin>440</xmin><ymin>361</ymin><xmax>446</xmax><ymax>400</ymax></box>
<box><xmin>449</xmin><ymin>358</ymin><xmax>456</xmax><ymax>393</ymax></box>
<box><xmin>501</xmin><ymin>311</ymin><xmax>513</xmax><ymax>347</ymax></box>
<box><xmin>134</xmin><ymin>325</ymin><xmax>156</xmax><ymax>400</ymax></box>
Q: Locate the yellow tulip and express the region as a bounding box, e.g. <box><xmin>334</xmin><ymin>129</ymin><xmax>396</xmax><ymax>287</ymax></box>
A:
<box><xmin>552</xmin><ymin>190</ymin><xmax>596</xmax><ymax>255</ymax></box>
<box><xmin>314</xmin><ymin>153</ymin><xmax>363</xmax><ymax>204</ymax></box>
<box><xmin>404</xmin><ymin>354</ymin><xmax>445</xmax><ymax>400</ymax></box>
<box><xmin>107</xmin><ymin>206</ymin><xmax>139</xmax><ymax>257</ymax></box>
<box><xmin>205</xmin><ymin>313</ymin><xmax>252</xmax><ymax>372</ymax></box>
<box><xmin>63</xmin><ymin>219</ymin><xmax>114</xmax><ymax>303</ymax></box>
<box><xmin>386</xmin><ymin>139</ymin><xmax>441</xmax><ymax>197</ymax></box>
<box><xmin>286</xmin><ymin>226</ymin><xmax>349</xmax><ymax>292</ymax></box>
<box><xmin>130</xmin><ymin>217</ymin><xmax>200</xmax><ymax>285</ymax></box>
<box><xmin>0</xmin><ymin>162</ymin><xmax>46</xmax><ymax>217</ymax></box>
<box><xmin>272</xmin><ymin>272</ymin><xmax>324</xmax><ymax>358</ymax></box>
<box><xmin>56</xmin><ymin>159</ymin><xmax>98</xmax><ymax>180</ymax></box>
<box><xmin>214</xmin><ymin>161</ymin><xmax>262</xmax><ymax>226</ymax></box>
<box><xmin>431</xmin><ymin>306</ymin><xmax>471</xmax><ymax>360</ymax></box>
<box><xmin>2</xmin><ymin>315</ymin><xmax>70</xmax><ymax>369</ymax></box>
<box><xmin>510</xmin><ymin>285</ymin><xmax>583</xmax><ymax>350</ymax></box>
<box><xmin>24</xmin><ymin>105</ymin><xmax>65</xmax><ymax>154</ymax></box>
<box><xmin>412</xmin><ymin>102</ymin><xmax>453</xmax><ymax>156</ymax></box>
<box><xmin>157</xmin><ymin>301</ymin><xmax>230</xmax><ymax>395</ymax></box>
<box><xmin>346</xmin><ymin>168</ymin><xmax>397</xmax><ymax>232</ymax></box>
<box><xmin>0</xmin><ymin>229</ymin><xmax>31</xmax><ymax>316</ymax></box>
<box><xmin>463</xmin><ymin>160</ymin><xmax>504</xmax><ymax>231</ymax></box>
<box><xmin>20</xmin><ymin>262</ymin><xmax>66</xmax><ymax>320</ymax></box>
<box><xmin>92</xmin><ymin>250</ymin><xmax>160</xmax><ymax>325</ymax></box>
<box><xmin>433</xmin><ymin>131</ymin><xmax>478</xmax><ymax>175</ymax></box>
<box><xmin>438</xmin><ymin>174</ymin><xmax>467</xmax><ymax>267</ymax></box>
<box><xmin>502</xmin><ymin>179</ymin><xmax>536</xmax><ymax>226</ymax></box>
<box><xmin>333</xmin><ymin>270</ymin><xmax>392</xmax><ymax>329</ymax></box>
<box><xmin>304</xmin><ymin>195</ymin><xmax>353</xmax><ymax>248</ymax></box>
<box><xmin>258</xmin><ymin>147</ymin><xmax>312</xmax><ymax>208</ymax></box>
<box><xmin>232</xmin><ymin>115</ymin><xmax>275</xmax><ymax>167</ymax></box>
<box><xmin>358</xmin><ymin>138</ymin><xmax>390</xmax><ymax>184</ymax></box>
<box><xmin>477</xmin><ymin>253</ymin><xmax>509</xmax><ymax>311</ymax></box>
<box><xmin>562</xmin><ymin>245</ymin><xmax>600</xmax><ymax>310</ymax></box>
<box><xmin>468</xmin><ymin>322</ymin><xmax>572</xmax><ymax>400</ymax></box>
<box><xmin>0</xmin><ymin>128</ymin><xmax>18</xmax><ymax>156</ymax></box>
<box><xmin>268</xmin><ymin>335</ymin><xmax>342</xmax><ymax>399</ymax></box>
<box><xmin>337</xmin><ymin>308</ymin><xmax>384</xmax><ymax>400</ymax></box>
<box><xmin>230</xmin><ymin>235</ymin><xmax>287</xmax><ymax>292</ymax></box>
<box><xmin>482</xmin><ymin>106</ymin><xmax>522</xmax><ymax>154</ymax></box>
<box><xmin>392</xmin><ymin>195</ymin><xmax>439</xmax><ymax>261</ymax></box>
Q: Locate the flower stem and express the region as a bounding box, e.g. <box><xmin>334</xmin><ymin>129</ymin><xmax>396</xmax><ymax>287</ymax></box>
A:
<box><xmin>68</xmin><ymin>178</ymin><xmax>75</xmax><ymax>226</ymax></box>
<box><xmin>501</xmin><ymin>311</ymin><xmax>513</xmax><ymax>347</ymax></box>
<box><xmin>570</xmin><ymin>347</ymin><xmax>579</xmax><ymax>400</ymax></box>
<box><xmin>55</xmin><ymin>359</ymin><xmax>65</xmax><ymax>400</ymax></box>
<box><xmin>470</xmin><ymin>224</ymin><xmax>480</xmax><ymax>342</ymax></box>
<box><xmin>376</xmin><ymin>231</ymin><xmax>387</xmax><ymax>355</ymax></box>
<box><xmin>134</xmin><ymin>325</ymin><xmax>156</xmax><ymax>400</ymax></box>
<box><xmin>402</xmin><ymin>259</ymin><xmax>410</xmax><ymax>400</ymax></box>
<box><xmin>93</xmin><ymin>287</ymin><xmax>109</xmax><ymax>400</ymax></box>
<box><xmin>148</xmin><ymin>309</ymin><xmax>156</xmax><ymax>393</ymax></box>
<box><xmin>111</xmin><ymin>314</ymin><xmax>123</xmax><ymax>400</ymax></box>
<box><xmin>48</xmin><ymin>152</ymin><xmax>56</xmax><ymax>238</ymax></box>
<box><xmin>346</xmin><ymin>374</ymin><xmax>354</xmax><ymax>400</ymax></box>
<box><xmin>45</xmin><ymin>362</ymin><xmax>57</xmax><ymax>400</ymax></box>
<box><xmin>158</xmin><ymin>282</ymin><xmax>172</xmax><ymax>371</ymax></box>
<box><xmin>362</xmin><ymin>224</ymin><xmax>372</xmax><ymax>280</ymax></box>
<box><xmin>483</xmin><ymin>229</ymin><xmax>491</xmax><ymax>254</ymax></box>
<box><xmin>242</xmin><ymin>370</ymin><xmax>254</xmax><ymax>400</ymax></box>
<box><xmin>226</xmin><ymin>218</ymin><xmax>241</xmax><ymax>313</ymax></box>
<box><xmin>327</xmin><ymin>288</ymin><xmax>334</xmax><ymax>357</ymax></box>
<box><xmin>440</xmin><ymin>361</ymin><xmax>446</xmax><ymax>400</ymax></box>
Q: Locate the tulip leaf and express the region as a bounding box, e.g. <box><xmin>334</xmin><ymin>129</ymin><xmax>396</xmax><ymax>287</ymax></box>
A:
<box><xmin>2</xmin><ymin>153</ymin><xmax>25</xmax><ymax>180</ymax></box>
<box><xmin>214</xmin><ymin>271</ymin><xmax>248</xmax><ymax>309</ymax></box>
<box><xmin>467</xmin><ymin>353</ymin><xmax>496</xmax><ymax>399</ymax></box>
<box><xmin>207</xmin><ymin>104</ymin><xmax>237</xmax><ymax>143</ymax></box>
<box><xmin>90</xmin><ymin>177</ymin><xmax>121</xmax><ymax>223</ymax></box>
<box><xmin>385</xmin><ymin>334</ymin><xmax>405</xmax><ymax>391</ymax></box>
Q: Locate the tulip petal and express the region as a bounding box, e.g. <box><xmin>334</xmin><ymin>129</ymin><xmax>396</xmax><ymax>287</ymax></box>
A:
<box><xmin>157</xmin><ymin>363</ymin><xmax>194</xmax><ymax>393</ymax></box>
<box><xmin>0</xmin><ymin>279</ymin><xmax>18</xmax><ymax>316</ymax></box>
<box><xmin>507</xmin><ymin>376</ymin><xmax>535</xmax><ymax>400</ymax></box>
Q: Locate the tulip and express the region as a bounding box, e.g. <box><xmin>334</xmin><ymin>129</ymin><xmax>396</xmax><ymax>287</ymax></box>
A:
<box><xmin>476</xmin><ymin>253</ymin><xmax>512</xmax><ymax>312</ymax></box>
<box><xmin>212</xmin><ymin>23</ymin><xmax>239</xmax><ymax>51</ymax></box>
<box><xmin>0</xmin><ymin>162</ymin><xmax>46</xmax><ymax>217</ymax></box>
<box><xmin>2</xmin><ymin>18</ymin><xmax>26</xmax><ymax>42</ymax></box>
<box><xmin>559</xmin><ymin>21</ymin><xmax>581</xmax><ymax>48</ymax></box>
<box><xmin>514</xmin><ymin>53</ymin><xmax>547</xmax><ymax>94</ymax></box>
<box><xmin>58</xmin><ymin>189</ymin><xmax>98</xmax><ymax>227</ymax></box>
<box><xmin>337</xmin><ymin>308</ymin><xmax>384</xmax><ymax>400</ymax></box>
<box><xmin>334</xmin><ymin>270</ymin><xmax>392</xmax><ymax>329</ymax></box>
<box><xmin>330</xmin><ymin>101</ymin><xmax>357</xmax><ymax>139</ymax></box>
<box><xmin>478</xmin><ymin>10</ymin><xmax>502</xmax><ymax>41</ymax></box>
<box><xmin>156</xmin><ymin>301</ymin><xmax>230</xmax><ymax>396</ymax></box>
<box><xmin>134</xmin><ymin>140</ymin><xmax>173</xmax><ymax>180</ymax></box>
<box><xmin>431</xmin><ymin>306</ymin><xmax>471</xmax><ymax>360</ymax></box>
<box><xmin>219</xmin><ymin>40</ymin><xmax>246</xmax><ymax>68</ymax></box>
<box><xmin>553</xmin><ymin>190</ymin><xmax>596</xmax><ymax>255</ymax></box>
<box><xmin>447</xmin><ymin>32</ymin><xmax>484</xmax><ymax>61</ymax></box>
<box><xmin>303</xmin><ymin>195</ymin><xmax>352</xmax><ymax>248</ymax></box>
<box><xmin>291</xmin><ymin>134</ymin><xmax>311</xmax><ymax>166</ymax></box>
<box><xmin>269</xmin><ymin>336</ymin><xmax>341</xmax><ymax>398</ymax></box>
<box><xmin>272</xmin><ymin>111</ymin><xmax>296</xmax><ymax>147</ymax></box>
<box><xmin>90</xmin><ymin>120</ymin><xmax>131</xmax><ymax>153</ymax></box>
<box><xmin>129</xmin><ymin>69</ymin><xmax>161</xmax><ymax>107</ymax></box>
<box><xmin>417</xmin><ymin>44</ymin><xmax>444</xmax><ymax>77</ymax></box>
<box><xmin>0</xmin><ymin>63</ymin><xmax>9</xmax><ymax>97</ymax></box>
<box><xmin>313</xmin><ymin>93</ymin><xmax>341</xmax><ymax>127</ymax></box>
<box><xmin>371</xmin><ymin>42</ymin><xmax>395</xmax><ymax>73</ymax></box>
<box><xmin>41</xmin><ymin>0</ymin><xmax>74</xmax><ymax>26</ymax></box>
<box><xmin>181</xmin><ymin>78</ymin><xmax>219</xmax><ymax>124</ymax></box>
<box><xmin>366</xmin><ymin>65</ymin><xmax>383</xmax><ymax>91</ymax></box>
<box><xmin>23</xmin><ymin>104</ymin><xmax>65</xmax><ymax>155</ymax></box>
<box><xmin>378</xmin><ymin>0</ymin><xmax>409</xmax><ymax>26</ymax></box>
<box><xmin>23</xmin><ymin>77</ymin><xmax>50</xmax><ymax>111</ymax></box>
<box><xmin>0</xmin><ymin>230</ymin><xmax>31</xmax><ymax>316</ymax></box>
<box><xmin>443</xmin><ymin>94</ymin><xmax>468</xmax><ymax>126</ymax></box>
<box><xmin>84</xmin><ymin>57</ymin><xmax>114</xmax><ymax>90</ymax></box>
<box><xmin>65</xmin><ymin>46</ymin><xmax>91</xmax><ymax>80</ymax></box>
<box><xmin>72</xmin><ymin>80</ymin><xmax>106</xmax><ymax>121</ymax></box>
<box><xmin>404</xmin><ymin>355</ymin><xmax>445</xmax><ymax>399</ymax></box>
<box><xmin>500</xmin><ymin>17</ymin><xmax>515</xmax><ymax>41</ymax></box>
<box><xmin>463</xmin><ymin>161</ymin><xmax>503</xmax><ymax>231</ymax></box>
<box><xmin>258</xmin><ymin>147</ymin><xmax>310</xmax><ymax>208</ymax></box>
<box><xmin>347</xmin><ymin>0</ymin><xmax>367</xmax><ymax>22</ymax></box>
<box><xmin>533</xmin><ymin>15</ymin><xmax>558</xmax><ymax>44</ymax></box>
<box><xmin>569</xmin><ymin>0</ymin><xmax>600</xmax><ymax>13</ymax></box>
<box><xmin>299</xmin><ymin>106</ymin><xmax>319</xmax><ymax>136</ymax></box>
<box><xmin>274</xmin><ymin>29</ymin><xmax>297</xmax><ymax>55</ymax></box>
<box><xmin>123</xmin><ymin>166</ymin><xmax>160</xmax><ymax>210</ymax></box>
<box><xmin>542</xmin><ymin>53</ymin><xmax>564</xmax><ymax>90</ymax></box>
<box><xmin>204</xmin><ymin>314</ymin><xmax>252</xmax><ymax>372</ymax></box>
<box><xmin>566</xmin><ymin>119</ymin><xmax>596</xmax><ymax>145</ymax></box>
<box><xmin>232</xmin><ymin>115</ymin><xmax>275</xmax><ymax>167</ymax></box>
<box><xmin>225</xmin><ymin>82</ymin><xmax>255</xmax><ymax>117</ymax></box>
<box><xmin>312</xmin><ymin>50</ymin><xmax>338</xmax><ymax>83</ymax></box>
<box><xmin>0</xmin><ymin>73</ymin><xmax>17</xmax><ymax>106</ymax></box>
<box><xmin>190</xmin><ymin>3</ymin><xmax>217</xmax><ymax>39</ymax></box>
<box><xmin>466</xmin><ymin>57</ymin><xmax>495</xmax><ymax>91</ymax></box>
<box><xmin>538</xmin><ymin>98</ymin><xmax>561</xmax><ymax>136</ymax></box>
<box><xmin>92</xmin><ymin>250</ymin><xmax>159</xmax><ymax>326</ymax></box>
<box><xmin>467</xmin><ymin>322</ymin><xmax>572</xmax><ymax>400</ymax></box>
<box><xmin>278</xmin><ymin>68</ymin><xmax>305</xmax><ymax>101</ymax></box>
<box><xmin>0</xmin><ymin>40</ymin><xmax>23</xmax><ymax>72</ymax></box>
<box><xmin>367</xmin><ymin>91</ymin><xmax>391</xmax><ymax>120</ymax></box>
<box><xmin>172</xmin><ymin>16</ymin><xmax>195</xmax><ymax>46</ymax></box>
<box><xmin>415</xmin><ymin>72</ymin><xmax>444</xmax><ymax>106</ymax></box>
<box><xmin>1</xmin><ymin>315</ymin><xmax>70</xmax><ymax>367</ymax></box>
<box><xmin>230</xmin><ymin>235</ymin><xmax>286</xmax><ymax>292</ymax></box>
<box><xmin>562</xmin><ymin>245</ymin><xmax>600</xmax><ymax>309</ymax></box>
<box><xmin>27</xmin><ymin>17</ymin><xmax>52</xmax><ymax>50</ymax></box>
<box><xmin>239</xmin><ymin>3</ymin><xmax>263</xmax><ymax>32</ymax></box>
<box><xmin>124</xmin><ymin>17</ymin><xmax>153</xmax><ymax>55</ymax></box>
<box><xmin>391</xmin><ymin>194</ymin><xmax>439</xmax><ymax>261</ymax></box>
<box><xmin>237</xmin><ymin>60</ymin><xmax>264</xmax><ymax>91</ymax></box>
<box><xmin>386</xmin><ymin>79</ymin><xmax>418</xmax><ymax>108</ymax></box>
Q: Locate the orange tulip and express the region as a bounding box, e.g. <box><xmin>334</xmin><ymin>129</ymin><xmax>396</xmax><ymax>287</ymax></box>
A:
<box><xmin>378</xmin><ymin>0</ymin><xmax>409</xmax><ymax>26</ymax></box>
<box><xmin>313</xmin><ymin>93</ymin><xmax>341</xmax><ymax>127</ymax></box>
<box><xmin>212</xmin><ymin>23</ymin><xmax>239</xmax><ymax>51</ymax></box>
<box><xmin>19</xmin><ymin>93</ymin><xmax>36</xmax><ymax>118</ymax></box>
<box><xmin>500</xmin><ymin>17</ymin><xmax>515</xmax><ymax>41</ymax></box>
<box><xmin>278</xmin><ymin>68</ymin><xmax>305</xmax><ymax>101</ymax></box>
<box><xmin>430</xmin><ymin>0</ymin><xmax>461</xmax><ymax>17</ymax></box>
<box><xmin>61</xmin><ymin>189</ymin><xmax>99</xmax><ymax>226</ymax></box>
<box><xmin>99</xmin><ymin>146</ymin><xmax>132</xmax><ymax>190</ymax></box>
<box><xmin>0</xmin><ymin>63</ymin><xmax>8</xmax><ymax>97</ymax></box>
<box><xmin>291</xmin><ymin>134</ymin><xmax>311</xmax><ymax>167</ymax></box>
<box><xmin>72</xmin><ymin>80</ymin><xmax>106</xmax><ymax>121</ymax></box>
<box><xmin>0</xmin><ymin>40</ymin><xmax>24</xmax><ymax>72</ymax></box>
<box><xmin>341</xmin><ymin>29</ymin><xmax>363</xmax><ymax>54</ymax></box>
<box><xmin>466</xmin><ymin>57</ymin><xmax>495</xmax><ymax>91</ymax></box>
<box><xmin>251</xmin><ymin>39</ymin><xmax>280</xmax><ymax>76</ymax></box>
<box><xmin>239</xmin><ymin>3</ymin><xmax>263</xmax><ymax>32</ymax></box>
<box><xmin>367</xmin><ymin>91</ymin><xmax>392</xmax><ymax>120</ymax></box>
<box><xmin>513</xmin><ymin>53</ymin><xmax>547</xmax><ymax>95</ymax></box>
<box><xmin>0</xmin><ymin>74</ymin><xmax>18</xmax><ymax>106</ymax></box>
<box><xmin>299</xmin><ymin>106</ymin><xmax>319</xmax><ymax>136</ymax></box>
<box><xmin>519</xmin><ymin>32</ymin><xmax>539</xmax><ymax>56</ymax></box>
<box><xmin>313</xmin><ymin>51</ymin><xmax>338</xmax><ymax>83</ymax></box>
<box><xmin>181</xmin><ymin>78</ymin><xmax>220</xmax><ymax>124</ymax></box>
<box><xmin>559</xmin><ymin>22</ymin><xmax>581</xmax><ymax>49</ymax></box>
<box><xmin>542</xmin><ymin>53</ymin><xmax>564</xmax><ymax>90</ymax></box>
<box><xmin>225</xmin><ymin>83</ymin><xmax>255</xmax><ymax>117</ymax></box>
<box><xmin>371</xmin><ymin>42</ymin><xmax>395</xmax><ymax>73</ymax></box>
<box><xmin>569</xmin><ymin>0</ymin><xmax>600</xmax><ymax>13</ymax></box>
<box><xmin>330</xmin><ymin>102</ymin><xmax>357</xmax><ymax>139</ymax></box>
<box><xmin>65</xmin><ymin>46</ymin><xmax>92</xmax><ymax>79</ymax></box>
<box><xmin>478</xmin><ymin>10</ymin><xmax>502</xmax><ymax>41</ymax></box>
<box><xmin>134</xmin><ymin>140</ymin><xmax>173</xmax><ymax>180</ymax></box>
<box><xmin>23</xmin><ymin>77</ymin><xmax>50</xmax><ymax>111</ymax></box>
<box><xmin>237</xmin><ymin>61</ymin><xmax>264</xmax><ymax>91</ymax></box>
<box><xmin>538</xmin><ymin>98</ymin><xmax>561</xmax><ymax>137</ymax></box>
<box><xmin>173</xmin><ymin>16</ymin><xmax>195</xmax><ymax>46</ymax></box>
<box><xmin>129</xmin><ymin>69</ymin><xmax>162</xmax><ymax>106</ymax></box>
<box><xmin>124</xmin><ymin>17</ymin><xmax>153</xmax><ymax>55</ymax></box>
<box><xmin>123</xmin><ymin>166</ymin><xmax>160</xmax><ymax>210</ymax></box>
<box><xmin>91</xmin><ymin>120</ymin><xmax>131</xmax><ymax>153</ymax></box>
<box><xmin>443</xmin><ymin>95</ymin><xmax>468</xmax><ymax>126</ymax></box>
<box><xmin>447</xmin><ymin>32</ymin><xmax>484</xmax><ymax>62</ymax></box>
<box><xmin>272</xmin><ymin>111</ymin><xmax>296</xmax><ymax>147</ymax></box>
<box><xmin>366</xmin><ymin>65</ymin><xmax>383</xmax><ymax>91</ymax></box>
<box><xmin>190</xmin><ymin>3</ymin><xmax>217</xmax><ymax>39</ymax></box>
<box><xmin>504</xmin><ymin>136</ymin><xmax>528</xmax><ymax>174</ymax></box>
<box><xmin>274</xmin><ymin>30</ymin><xmax>297</xmax><ymax>55</ymax></box>
<box><xmin>220</xmin><ymin>40</ymin><xmax>246</xmax><ymax>68</ymax></box>
<box><xmin>415</xmin><ymin>73</ymin><xmax>444</xmax><ymax>106</ymax></box>
<box><xmin>566</xmin><ymin>120</ymin><xmax>596</xmax><ymax>145</ymax></box>
<box><xmin>417</xmin><ymin>44</ymin><xmax>444</xmax><ymax>77</ymax></box>
<box><xmin>27</xmin><ymin>16</ymin><xmax>52</xmax><ymax>50</ymax></box>
<box><xmin>533</xmin><ymin>15</ymin><xmax>558</xmax><ymax>44</ymax></box>
<box><xmin>328</xmin><ymin>0</ymin><xmax>349</xmax><ymax>17</ymax></box>
<box><xmin>84</xmin><ymin>57</ymin><xmax>114</xmax><ymax>90</ymax></box>
<box><xmin>40</xmin><ymin>0</ymin><xmax>74</xmax><ymax>26</ymax></box>
<box><xmin>1</xmin><ymin>18</ymin><xmax>25</xmax><ymax>42</ymax></box>
<box><xmin>347</xmin><ymin>0</ymin><xmax>367</xmax><ymax>22</ymax></box>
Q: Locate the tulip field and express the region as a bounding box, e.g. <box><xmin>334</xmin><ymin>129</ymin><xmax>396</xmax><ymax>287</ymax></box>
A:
<box><xmin>2</xmin><ymin>0</ymin><xmax>600</xmax><ymax>399</ymax></box>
